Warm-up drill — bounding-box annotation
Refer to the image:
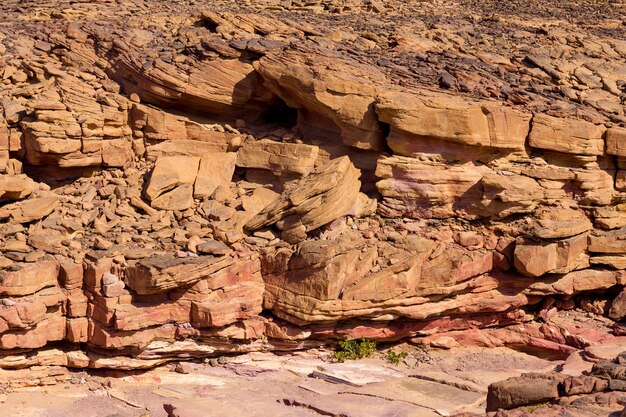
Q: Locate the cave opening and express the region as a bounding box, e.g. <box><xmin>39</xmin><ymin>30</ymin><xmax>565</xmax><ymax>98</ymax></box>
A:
<box><xmin>262</xmin><ymin>96</ymin><xmax>299</xmax><ymax>129</ymax></box>
<box><xmin>380</xmin><ymin>120</ymin><xmax>393</xmax><ymax>155</ymax></box>
<box><xmin>195</xmin><ymin>17</ymin><xmax>219</xmax><ymax>33</ymax></box>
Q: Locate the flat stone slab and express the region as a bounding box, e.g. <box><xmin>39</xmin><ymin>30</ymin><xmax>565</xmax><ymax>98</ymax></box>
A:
<box><xmin>410</xmin><ymin>370</ymin><xmax>486</xmax><ymax>393</ymax></box>
<box><xmin>584</xmin><ymin>338</ymin><xmax>626</xmax><ymax>362</ymax></box>
<box><xmin>310</xmin><ymin>361</ymin><xmax>404</xmax><ymax>386</ymax></box>
<box><xmin>340</xmin><ymin>377</ymin><xmax>484</xmax><ymax>415</ymax></box>
<box><xmin>560</xmin><ymin>351</ymin><xmax>594</xmax><ymax>376</ymax></box>
<box><xmin>287</xmin><ymin>392</ymin><xmax>439</xmax><ymax>417</ymax></box>
<box><xmin>448</xmin><ymin>370</ymin><xmax>530</xmax><ymax>390</ymax></box>
<box><xmin>298</xmin><ymin>379</ymin><xmax>341</xmax><ymax>395</ymax></box>
<box><xmin>165</xmin><ymin>398</ymin><xmax>315</xmax><ymax>417</ymax></box>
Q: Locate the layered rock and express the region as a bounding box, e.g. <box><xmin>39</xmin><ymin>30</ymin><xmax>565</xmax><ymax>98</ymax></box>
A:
<box><xmin>17</xmin><ymin>74</ymin><xmax>133</xmax><ymax>169</ymax></box>
<box><xmin>261</xmin><ymin>225</ymin><xmax>520</xmax><ymax>325</ymax></box>
<box><xmin>245</xmin><ymin>156</ymin><xmax>362</xmax><ymax>242</ymax></box>
<box><xmin>0</xmin><ymin>0</ymin><xmax>625</xmax><ymax>373</ymax></box>
<box><xmin>376</xmin><ymin>155</ymin><xmax>490</xmax><ymax>219</ymax></box>
<box><xmin>87</xmin><ymin>253</ymin><xmax>265</xmax><ymax>356</ymax></box>
<box><xmin>109</xmin><ymin>55</ymin><xmax>272</xmax><ymax>120</ymax></box>
<box><xmin>255</xmin><ymin>47</ymin><xmax>387</xmax><ymax>151</ymax></box>
<box><xmin>236</xmin><ymin>139</ymin><xmax>319</xmax><ymax>177</ymax></box>
<box><xmin>377</xmin><ymin>90</ymin><xmax>531</xmax><ymax>153</ymax></box>
<box><xmin>129</xmin><ymin>103</ymin><xmax>237</xmax><ymax>159</ymax></box>
<box><xmin>528</xmin><ymin>114</ymin><xmax>606</xmax><ymax>156</ymax></box>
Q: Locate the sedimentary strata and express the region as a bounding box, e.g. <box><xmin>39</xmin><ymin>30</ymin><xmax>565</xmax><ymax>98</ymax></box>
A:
<box><xmin>0</xmin><ymin>0</ymin><xmax>624</xmax><ymax>371</ymax></box>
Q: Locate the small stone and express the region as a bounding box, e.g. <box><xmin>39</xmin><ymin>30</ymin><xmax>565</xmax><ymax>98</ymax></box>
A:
<box><xmin>94</xmin><ymin>236</ymin><xmax>114</xmax><ymax>250</ymax></box>
<box><xmin>196</xmin><ymin>240</ymin><xmax>230</xmax><ymax>256</ymax></box>
<box><xmin>102</xmin><ymin>272</ymin><xmax>119</xmax><ymax>285</ymax></box>
<box><xmin>1</xmin><ymin>299</ymin><xmax>16</xmax><ymax>307</ymax></box>
<box><xmin>103</xmin><ymin>280</ymin><xmax>125</xmax><ymax>297</ymax></box>
<box><xmin>174</xmin><ymin>362</ymin><xmax>194</xmax><ymax>374</ymax></box>
<box><xmin>253</xmin><ymin>230</ymin><xmax>276</xmax><ymax>240</ymax></box>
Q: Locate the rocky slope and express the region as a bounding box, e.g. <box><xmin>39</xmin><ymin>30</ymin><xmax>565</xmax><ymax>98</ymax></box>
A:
<box><xmin>0</xmin><ymin>0</ymin><xmax>625</xmax><ymax>406</ymax></box>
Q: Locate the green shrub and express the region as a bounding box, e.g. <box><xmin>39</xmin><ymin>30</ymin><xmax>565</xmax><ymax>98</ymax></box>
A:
<box><xmin>334</xmin><ymin>338</ymin><xmax>377</xmax><ymax>362</ymax></box>
<box><xmin>386</xmin><ymin>349</ymin><xmax>408</xmax><ymax>365</ymax></box>
<box><xmin>525</xmin><ymin>403</ymin><xmax>548</xmax><ymax>413</ymax></box>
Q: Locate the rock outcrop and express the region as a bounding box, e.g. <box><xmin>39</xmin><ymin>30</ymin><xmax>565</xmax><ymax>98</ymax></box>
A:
<box><xmin>485</xmin><ymin>350</ymin><xmax>626</xmax><ymax>414</ymax></box>
<box><xmin>0</xmin><ymin>0</ymin><xmax>624</xmax><ymax>373</ymax></box>
<box><xmin>245</xmin><ymin>156</ymin><xmax>362</xmax><ymax>242</ymax></box>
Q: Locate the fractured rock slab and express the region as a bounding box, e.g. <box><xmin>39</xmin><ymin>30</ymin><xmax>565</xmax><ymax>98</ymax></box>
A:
<box><xmin>246</xmin><ymin>156</ymin><xmax>361</xmax><ymax>242</ymax></box>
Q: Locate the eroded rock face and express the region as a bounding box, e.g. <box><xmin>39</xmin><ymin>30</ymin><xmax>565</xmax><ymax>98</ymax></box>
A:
<box><xmin>0</xmin><ymin>0</ymin><xmax>625</xmax><ymax>371</ymax></box>
<box><xmin>255</xmin><ymin>47</ymin><xmax>387</xmax><ymax>151</ymax></box>
<box><xmin>245</xmin><ymin>156</ymin><xmax>362</xmax><ymax>242</ymax></box>
<box><xmin>377</xmin><ymin>90</ymin><xmax>531</xmax><ymax>152</ymax></box>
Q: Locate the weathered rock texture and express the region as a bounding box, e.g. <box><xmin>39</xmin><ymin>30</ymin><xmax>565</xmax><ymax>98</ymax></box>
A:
<box><xmin>484</xmin><ymin>350</ymin><xmax>626</xmax><ymax>414</ymax></box>
<box><xmin>0</xmin><ymin>0</ymin><xmax>625</xmax><ymax>369</ymax></box>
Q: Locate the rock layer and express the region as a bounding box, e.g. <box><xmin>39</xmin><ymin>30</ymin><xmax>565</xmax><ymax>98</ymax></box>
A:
<box><xmin>0</xmin><ymin>0</ymin><xmax>625</xmax><ymax>370</ymax></box>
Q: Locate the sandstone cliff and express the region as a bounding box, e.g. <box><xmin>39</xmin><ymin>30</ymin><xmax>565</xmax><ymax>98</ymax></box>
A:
<box><xmin>0</xmin><ymin>0</ymin><xmax>624</xmax><ymax>373</ymax></box>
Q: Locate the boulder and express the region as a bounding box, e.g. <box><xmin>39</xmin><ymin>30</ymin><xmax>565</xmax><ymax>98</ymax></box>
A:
<box><xmin>130</xmin><ymin>103</ymin><xmax>234</xmax><ymax>155</ymax></box>
<box><xmin>531</xmin><ymin>208</ymin><xmax>593</xmax><ymax>239</ymax></box>
<box><xmin>0</xmin><ymin>174</ymin><xmax>38</xmax><ymax>202</ymax></box>
<box><xmin>609</xmin><ymin>288</ymin><xmax>626</xmax><ymax>321</ymax></box>
<box><xmin>144</xmin><ymin>156</ymin><xmax>200</xmax><ymax>210</ymax></box>
<box><xmin>526</xmin><ymin>269</ymin><xmax>621</xmax><ymax>296</ymax></box>
<box><xmin>514</xmin><ymin>240</ymin><xmax>558</xmax><ymax>277</ymax></box>
<box><xmin>593</xmin><ymin>207</ymin><xmax>626</xmax><ymax>230</ymax></box>
<box><xmin>145</xmin><ymin>156</ymin><xmax>200</xmax><ymax>200</ymax></box>
<box><xmin>236</xmin><ymin>139</ymin><xmax>318</xmax><ymax>176</ymax></box>
<box><xmin>196</xmin><ymin>240</ymin><xmax>231</xmax><ymax>256</ymax></box>
<box><xmin>486</xmin><ymin>374</ymin><xmax>561</xmax><ymax>411</ymax></box>
<box><xmin>193</xmin><ymin>153</ymin><xmax>237</xmax><ymax>198</ymax></box>
<box><xmin>0</xmin><ymin>259</ymin><xmax>60</xmax><ymax>296</ymax></box>
<box><xmin>0</xmin><ymin>196</ymin><xmax>59</xmax><ymax>223</ymax></box>
<box><xmin>246</xmin><ymin>156</ymin><xmax>361</xmax><ymax>242</ymax></box>
<box><xmin>150</xmin><ymin>183</ymin><xmax>194</xmax><ymax>211</ymax></box>
<box><xmin>514</xmin><ymin>234</ymin><xmax>588</xmax><ymax>277</ymax></box>
<box><xmin>479</xmin><ymin>173</ymin><xmax>564</xmax><ymax>218</ymax></box>
<box><xmin>262</xmin><ymin>230</ymin><xmax>377</xmax><ymax>302</ymax></box>
<box><xmin>606</xmin><ymin>127</ymin><xmax>626</xmax><ymax>157</ymax></box>
<box><xmin>561</xmin><ymin>375</ymin><xmax>608</xmax><ymax>396</ymax></box>
<box><xmin>589</xmin><ymin>231</ymin><xmax>626</xmax><ymax>254</ymax></box>
<box><xmin>124</xmin><ymin>255</ymin><xmax>240</xmax><ymax>295</ymax></box>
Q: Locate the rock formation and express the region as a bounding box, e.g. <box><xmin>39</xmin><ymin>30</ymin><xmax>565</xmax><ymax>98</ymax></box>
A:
<box><xmin>480</xmin><ymin>349</ymin><xmax>626</xmax><ymax>415</ymax></box>
<box><xmin>0</xmin><ymin>0</ymin><xmax>624</xmax><ymax>376</ymax></box>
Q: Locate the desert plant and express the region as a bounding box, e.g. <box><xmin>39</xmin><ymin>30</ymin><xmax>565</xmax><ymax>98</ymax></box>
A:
<box><xmin>334</xmin><ymin>338</ymin><xmax>377</xmax><ymax>362</ymax></box>
<box><xmin>525</xmin><ymin>403</ymin><xmax>548</xmax><ymax>413</ymax></box>
<box><xmin>386</xmin><ymin>349</ymin><xmax>408</xmax><ymax>365</ymax></box>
